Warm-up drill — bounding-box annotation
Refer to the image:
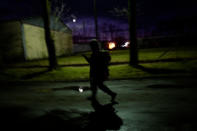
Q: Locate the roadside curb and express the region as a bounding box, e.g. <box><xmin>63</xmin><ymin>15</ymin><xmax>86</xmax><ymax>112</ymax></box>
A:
<box><xmin>0</xmin><ymin>74</ymin><xmax>196</xmax><ymax>83</ymax></box>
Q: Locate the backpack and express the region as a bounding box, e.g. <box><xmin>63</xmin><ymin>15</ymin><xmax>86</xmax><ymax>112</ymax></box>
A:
<box><xmin>99</xmin><ymin>50</ymin><xmax>111</xmax><ymax>79</ymax></box>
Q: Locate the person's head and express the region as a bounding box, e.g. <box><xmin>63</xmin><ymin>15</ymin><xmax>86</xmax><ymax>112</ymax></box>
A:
<box><xmin>89</xmin><ymin>39</ymin><xmax>100</xmax><ymax>52</ymax></box>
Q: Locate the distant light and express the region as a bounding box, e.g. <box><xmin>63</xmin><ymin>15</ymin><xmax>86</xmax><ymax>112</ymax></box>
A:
<box><xmin>121</xmin><ymin>41</ymin><xmax>130</xmax><ymax>48</ymax></box>
<box><xmin>78</xmin><ymin>87</ymin><xmax>83</xmax><ymax>93</ymax></box>
<box><xmin>73</xmin><ymin>19</ymin><xmax>76</xmax><ymax>23</ymax></box>
<box><xmin>108</xmin><ymin>42</ymin><xmax>116</xmax><ymax>49</ymax></box>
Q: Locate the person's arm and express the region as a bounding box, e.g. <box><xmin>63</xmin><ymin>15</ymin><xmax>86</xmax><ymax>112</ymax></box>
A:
<box><xmin>82</xmin><ymin>54</ymin><xmax>90</xmax><ymax>63</ymax></box>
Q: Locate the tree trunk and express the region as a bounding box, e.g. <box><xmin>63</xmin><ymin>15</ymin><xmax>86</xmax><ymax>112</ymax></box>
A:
<box><xmin>128</xmin><ymin>0</ymin><xmax>138</xmax><ymax>65</ymax></box>
<box><xmin>42</xmin><ymin>0</ymin><xmax>58</xmax><ymax>70</ymax></box>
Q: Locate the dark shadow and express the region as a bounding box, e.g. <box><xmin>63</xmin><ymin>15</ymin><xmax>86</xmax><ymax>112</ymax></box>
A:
<box><xmin>7</xmin><ymin>65</ymin><xmax>49</xmax><ymax>68</ymax></box>
<box><xmin>29</xmin><ymin>109</ymin><xmax>90</xmax><ymax>131</ymax></box>
<box><xmin>139</xmin><ymin>57</ymin><xmax>197</xmax><ymax>63</ymax></box>
<box><xmin>0</xmin><ymin>71</ymin><xmax>16</xmax><ymax>78</ymax></box>
<box><xmin>134</xmin><ymin>64</ymin><xmax>187</xmax><ymax>74</ymax></box>
<box><xmin>0</xmin><ymin>105</ymin><xmax>31</xmax><ymax>131</ymax></box>
<box><xmin>21</xmin><ymin>69</ymin><xmax>50</xmax><ymax>80</ymax></box>
<box><xmin>0</xmin><ymin>104</ymin><xmax>122</xmax><ymax>131</ymax></box>
<box><xmin>0</xmin><ymin>66</ymin><xmax>16</xmax><ymax>79</ymax></box>
<box><xmin>0</xmin><ymin>105</ymin><xmax>88</xmax><ymax>131</ymax></box>
<box><xmin>147</xmin><ymin>84</ymin><xmax>196</xmax><ymax>89</ymax></box>
<box><xmin>87</xmin><ymin>98</ymin><xmax>123</xmax><ymax>131</ymax></box>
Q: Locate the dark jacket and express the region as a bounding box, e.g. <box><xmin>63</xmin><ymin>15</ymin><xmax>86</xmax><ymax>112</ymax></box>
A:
<box><xmin>89</xmin><ymin>51</ymin><xmax>111</xmax><ymax>81</ymax></box>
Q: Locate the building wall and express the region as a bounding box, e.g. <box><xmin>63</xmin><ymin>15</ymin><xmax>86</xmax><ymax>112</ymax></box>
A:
<box><xmin>0</xmin><ymin>21</ymin><xmax>24</xmax><ymax>63</ymax></box>
<box><xmin>23</xmin><ymin>23</ymin><xmax>48</xmax><ymax>60</ymax></box>
<box><xmin>23</xmin><ymin>23</ymin><xmax>73</xmax><ymax>60</ymax></box>
<box><xmin>52</xmin><ymin>31</ymin><xmax>73</xmax><ymax>56</ymax></box>
<box><xmin>72</xmin><ymin>43</ymin><xmax>90</xmax><ymax>53</ymax></box>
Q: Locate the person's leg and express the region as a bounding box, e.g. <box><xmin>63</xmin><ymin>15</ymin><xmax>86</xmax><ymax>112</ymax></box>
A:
<box><xmin>98</xmin><ymin>81</ymin><xmax>117</xmax><ymax>102</ymax></box>
<box><xmin>89</xmin><ymin>79</ymin><xmax>98</xmax><ymax>99</ymax></box>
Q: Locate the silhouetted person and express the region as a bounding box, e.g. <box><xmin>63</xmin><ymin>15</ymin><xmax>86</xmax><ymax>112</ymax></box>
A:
<box><xmin>82</xmin><ymin>40</ymin><xmax>117</xmax><ymax>102</ymax></box>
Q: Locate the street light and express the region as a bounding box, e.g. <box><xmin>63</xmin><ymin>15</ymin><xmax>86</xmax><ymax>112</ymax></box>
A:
<box><xmin>73</xmin><ymin>18</ymin><xmax>76</xmax><ymax>23</ymax></box>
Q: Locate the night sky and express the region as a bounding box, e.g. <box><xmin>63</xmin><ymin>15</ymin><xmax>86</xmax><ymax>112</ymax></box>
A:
<box><xmin>1</xmin><ymin>0</ymin><xmax>197</xmax><ymax>20</ymax></box>
<box><xmin>64</xmin><ymin>0</ymin><xmax>197</xmax><ymax>19</ymax></box>
<box><xmin>63</xmin><ymin>0</ymin><xmax>197</xmax><ymax>38</ymax></box>
<box><xmin>1</xmin><ymin>0</ymin><xmax>197</xmax><ymax>39</ymax></box>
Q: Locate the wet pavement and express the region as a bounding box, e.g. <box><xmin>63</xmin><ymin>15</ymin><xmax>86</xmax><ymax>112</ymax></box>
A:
<box><xmin>0</xmin><ymin>77</ymin><xmax>197</xmax><ymax>131</ymax></box>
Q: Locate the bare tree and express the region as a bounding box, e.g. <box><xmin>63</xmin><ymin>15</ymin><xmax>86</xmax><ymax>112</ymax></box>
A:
<box><xmin>51</xmin><ymin>0</ymin><xmax>76</xmax><ymax>33</ymax></box>
<box><xmin>50</xmin><ymin>0</ymin><xmax>69</xmax><ymax>39</ymax></box>
<box><xmin>41</xmin><ymin>0</ymin><xmax>57</xmax><ymax>70</ymax></box>
<box><xmin>109</xmin><ymin>1</ymin><xmax>144</xmax><ymax>18</ymax></box>
<box><xmin>108</xmin><ymin>1</ymin><xmax>141</xmax><ymax>65</ymax></box>
<box><xmin>51</xmin><ymin>0</ymin><xmax>76</xmax><ymax>22</ymax></box>
<box><xmin>41</xmin><ymin>0</ymin><xmax>75</xmax><ymax>70</ymax></box>
<box><xmin>128</xmin><ymin>0</ymin><xmax>138</xmax><ymax>65</ymax></box>
<box><xmin>109</xmin><ymin>7</ymin><xmax>128</xmax><ymax>17</ymax></box>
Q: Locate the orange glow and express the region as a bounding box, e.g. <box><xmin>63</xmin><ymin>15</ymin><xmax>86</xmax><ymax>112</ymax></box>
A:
<box><xmin>108</xmin><ymin>42</ymin><xmax>116</xmax><ymax>49</ymax></box>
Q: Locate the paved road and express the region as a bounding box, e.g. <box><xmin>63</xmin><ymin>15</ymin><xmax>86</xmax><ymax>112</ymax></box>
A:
<box><xmin>0</xmin><ymin>77</ymin><xmax>197</xmax><ymax>131</ymax></box>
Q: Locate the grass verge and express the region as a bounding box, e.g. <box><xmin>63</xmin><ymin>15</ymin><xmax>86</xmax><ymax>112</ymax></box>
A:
<box><xmin>1</xmin><ymin>46</ymin><xmax>197</xmax><ymax>82</ymax></box>
<box><xmin>1</xmin><ymin>60</ymin><xmax>197</xmax><ymax>82</ymax></box>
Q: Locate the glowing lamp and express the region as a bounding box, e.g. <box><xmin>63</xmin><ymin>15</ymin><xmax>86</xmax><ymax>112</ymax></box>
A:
<box><xmin>73</xmin><ymin>19</ymin><xmax>76</xmax><ymax>23</ymax></box>
<box><xmin>108</xmin><ymin>42</ymin><xmax>116</xmax><ymax>49</ymax></box>
<box><xmin>121</xmin><ymin>41</ymin><xmax>130</xmax><ymax>48</ymax></box>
